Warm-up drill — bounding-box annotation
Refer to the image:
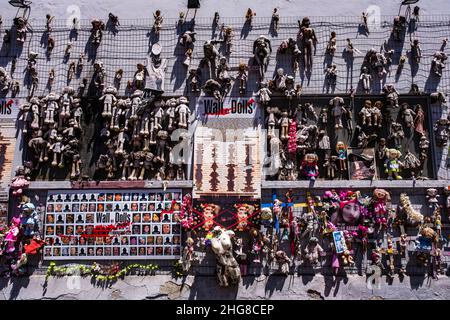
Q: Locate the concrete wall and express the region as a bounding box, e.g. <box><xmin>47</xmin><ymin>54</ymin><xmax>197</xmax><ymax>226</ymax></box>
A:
<box><xmin>1</xmin><ymin>273</ymin><xmax>450</xmax><ymax>300</ymax></box>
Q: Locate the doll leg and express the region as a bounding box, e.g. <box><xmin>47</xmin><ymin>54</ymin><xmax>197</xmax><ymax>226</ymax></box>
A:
<box><xmin>58</xmin><ymin>153</ymin><xmax>64</xmax><ymax>168</ymax></box>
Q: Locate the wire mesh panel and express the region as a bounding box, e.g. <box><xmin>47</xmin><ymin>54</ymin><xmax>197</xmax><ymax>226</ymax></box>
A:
<box><xmin>0</xmin><ymin>15</ymin><xmax>449</xmax><ymax>100</ymax></box>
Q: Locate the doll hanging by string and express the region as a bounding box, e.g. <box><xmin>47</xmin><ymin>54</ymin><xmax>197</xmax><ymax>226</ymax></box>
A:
<box><xmin>335</xmin><ymin>141</ymin><xmax>347</xmax><ymax>178</ymax></box>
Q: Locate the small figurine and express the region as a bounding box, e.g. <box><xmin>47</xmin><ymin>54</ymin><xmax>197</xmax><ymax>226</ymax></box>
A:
<box><xmin>384</xmin><ymin>148</ymin><xmax>403</xmax><ymax>180</ymax></box>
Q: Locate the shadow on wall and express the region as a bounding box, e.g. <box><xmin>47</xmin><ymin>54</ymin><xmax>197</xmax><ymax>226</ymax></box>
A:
<box><xmin>188</xmin><ymin>275</ymin><xmax>238</xmax><ymax>300</ymax></box>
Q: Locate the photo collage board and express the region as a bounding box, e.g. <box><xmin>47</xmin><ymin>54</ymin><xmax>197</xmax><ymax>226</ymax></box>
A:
<box><xmin>43</xmin><ymin>189</ymin><xmax>182</xmax><ymax>260</ymax></box>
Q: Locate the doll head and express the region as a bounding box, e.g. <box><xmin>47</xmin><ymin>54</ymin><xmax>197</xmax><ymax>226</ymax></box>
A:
<box><xmin>11</xmin><ymin>216</ymin><xmax>20</xmax><ymax>227</ymax></box>
<box><xmin>336</xmin><ymin>141</ymin><xmax>346</xmax><ymax>152</ymax></box>
<box><xmin>386</xmin><ymin>148</ymin><xmax>401</xmax><ymax>160</ymax></box>
<box><xmin>304</xmin><ymin>153</ymin><xmax>318</xmax><ymax>164</ymax></box>
<box><xmin>373</xmin><ymin>189</ymin><xmax>391</xmax><ymax>202</ymax></box>
<box><xmin>426</xmin><ymin>188</ymin><xmax>438</xmax><ymax>198</ymax></box>
<box><xmin>420</xmin><ymin>227</ymin><xmax>435</xmax><ymax>239</ymax></box>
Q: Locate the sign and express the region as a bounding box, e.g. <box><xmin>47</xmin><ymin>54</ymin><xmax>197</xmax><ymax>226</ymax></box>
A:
<box><xmin>0</xmin><ymin>98</ymin><xmax>20</xmax><ymax>119</ymax></box>
<box><xmin>43</xmin><ymin>189</ymin><xmax>182</xmax><ymax>260</ymax></box>
<box><xmin>332</xmin><ymin>231</ymin><xmax>347</xmax><ymax>254</ymax></box>
<box><xmin>193</xmin><ymin>96</ymin><xmax>262</xmax><ymax>199</ymax></box>
<box><xmin>196</xmin><ymin>96</ymin><xmax>259</xmax><ymax>120</ymax></box>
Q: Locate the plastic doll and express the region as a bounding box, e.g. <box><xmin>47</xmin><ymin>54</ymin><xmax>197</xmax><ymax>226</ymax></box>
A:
<box><xmin>256</xmin><ymin>81</ymin><xmax>272</xmax><ymax>105</ymax></box>
<box><xmin>336</xmin><ymin>141</ymin><xmax>347</xmax><ymax>172</ymax></box>
<box><xmin>180</xmin><ymin>237</ymin><xmax>196</xmax><ymax>273</ymax></box>
<box><xmin>10</xmin><ymin>166</ymin><xmax>30</xmax><ymax>197</ymax></box>
<box><xmin>325</xmin><ymin>31</ymin><xmax>337</xmax><ymax>56</ymax></box>
<box><xmin>401</xmin><ymin>103</ymin><xmax>416</xmax><ymax>128</ymax></box>
<box><xmin>359</xmin><ymin>66</ymin><xmax>371</xmax><ymax>93</ymax></box>
<box><xmin>253</xmin><ymin>36</ymin><xmax>272</xmax><ymax>80</ymax></box>
<box><xmin>372</xmin><ymin>189</ymin><xmax>390</xmax><ymax>226</ymax></box>
<box><xmin>302</xmin><ymin>237</ymin><xmax>323</xmax><ymax>266</ymax></box>
<box><xmin>410</xmin><ymin>39</ymin><xmax>422</xmax><ymax>64</ymax></box>
<box><xmin>275</xmin><ymin>250</ymin><xmax>291</xmax><ymax>275</ymax></box>
<box><xmin>329</xmin><ymin>96</ymin><xmax>345</xmax><ymax>129</ymax></box>
<box><xmin>300</xmin><ymin>153</ymin><xmax>319</xmax><ymax>181</ymax></box>
<box><xmin>153</xmin><ymin>10</ymin><xmax>163</xmax><ymax>34</ymax></box>
<box><xmin>426</xmin><ymin>188</ymin><xmax>440</xmax><ymax>211</ymax></box>
<box><xmin>4</xmin><ymin>217</ymin><xmax>21</xmax><ymax>253</ymax></box>
<box><xmin>237</xmin><ymin>63</ymin><xmax>248</xmax><ymax>95</ymax></box>
<box><xmin>298</xmin><ymin>17</ymin><xmax>317</xmax><ymax>72</ymax></box>
<box><xmin>384</xmin><ymin>148</ymin><xmax>403</xmax><ymax>180</ymax></box>
<box><xmin>359</xmin><ymin>100</ymin><xmax>372</xmax><ymax>126</ymax></box>
<box><xmin>434</xmin><ymin>118</ymin><xmax>450</xmax><ymax>147</ymax></box>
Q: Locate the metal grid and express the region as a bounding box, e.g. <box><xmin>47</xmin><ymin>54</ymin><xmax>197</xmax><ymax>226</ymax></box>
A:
<box><xmin>0</xmin><ymin>15</ymin><xmax>449</xmax><ymax>99</ymax></box>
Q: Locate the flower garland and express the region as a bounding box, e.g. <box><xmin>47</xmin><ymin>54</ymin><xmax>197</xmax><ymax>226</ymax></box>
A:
<box><xmin>45</xmin><ymin>262</ymin><xmax>160</xmax><ymax>283</ymax></box>
<box><xmin>180</xmin><ymin>193</ymin><xmax>193</xmax><ymax>229</ymax></box>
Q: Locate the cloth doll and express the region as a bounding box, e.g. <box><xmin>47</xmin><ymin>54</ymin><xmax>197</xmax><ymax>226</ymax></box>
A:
<box><xmin>4</xmin><ymin>217</ymin><xmax>21</xmax><ymax>254</ymax></box>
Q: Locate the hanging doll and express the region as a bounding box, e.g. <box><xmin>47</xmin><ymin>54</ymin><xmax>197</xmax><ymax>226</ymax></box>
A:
<box><xmin>329</xmin><ymin>96</ymin><xmax>345</xmax><ymax>129</ymax></box>
<box><xmin>300</xmin><ymin>153</ymin><xmax>319</xmax><ymax>180</ymax></box>
<box><xmin>275</xmin><ymin>250</ymin><xmax>291</xmax><ymax>275</ymax></box>
<box><xmin>4</xmin><ymin>217</ymin><xmax>20</xmax><ymax>254</ymax></box>
<box><xmin>99</xmin><ymin>86</ymin><xmax>118</xmax><ymax>118</ymax></box>
<box><xmin>180</xmin><ymin>237</ymin><xmax>196</xmax><ymax>273</ymax></box>
<box><xmin>426</xmin><ymin>188</ymin><xmax>440</xmax><ymax>212</ymax></box>
<box><xmin>256</xmin><ymin>81</ymin><xmax>272</xmax><ymax>105</ymax></box>
<box><xmin>372</xmin><ymin>189</ymin><xmax>390</xmax><ymax>227</ymax></box>
<box><xmin>335</xmin><ymin>141</ymin><xmax>347</xmax><ymax>172</ymax></box>
<box><xmin>10</xmin><ymin>166</ymin><xmax>30</xmax><ymax>197</ymax></box>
